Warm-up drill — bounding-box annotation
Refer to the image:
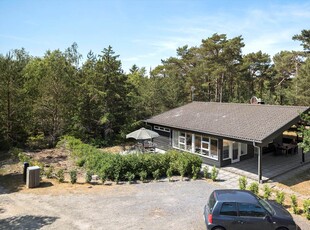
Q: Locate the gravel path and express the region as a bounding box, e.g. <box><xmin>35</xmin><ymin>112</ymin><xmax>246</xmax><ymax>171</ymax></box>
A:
<box><xmin>1</xmin><ymin>180</ymin><xmax>309</xmax><ymax>230</ymax></box>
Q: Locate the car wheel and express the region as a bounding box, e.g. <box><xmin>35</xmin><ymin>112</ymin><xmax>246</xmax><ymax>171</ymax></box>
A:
<box><xmin>276</xmin><ymin>228</ymin><xmax>288</xmax><ymax>230</ymax></box>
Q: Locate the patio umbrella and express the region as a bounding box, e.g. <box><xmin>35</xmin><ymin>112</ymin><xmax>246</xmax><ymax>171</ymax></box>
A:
<box><xmin>126</xmin><ymin>128</ymin><xmax>159</xmax><ymax>140</ymax></box>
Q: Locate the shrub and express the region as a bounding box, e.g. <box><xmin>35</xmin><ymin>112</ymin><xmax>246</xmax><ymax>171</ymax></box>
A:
<box><xmin>166</xmin><ymin>168</ymin><xmax>173</xmax><ymax>181</ymax></box>
<box><xmin>45</xmin><ymin>166</ymin><xmax>54</xmax><ymax>179</ymax></box>
<box><xmin>210</xmin><ymin>166</ymin><xmax>218</xmax><ymax>181</ymax></box>
<box><xmin>70</xmin><ymin>170</ymin><xmax>77</xmax><ymax>184</ymax></box>
<box><xmin>177</xmin><ymin>160</ymin><xmax>186</xmax><ymax>180</ymax></box>
<box><xmin>76</xmin><ymin>158</ymin><xmax>86</xmax><ymax>167</ymax></box>
<box><xmin>56</xmin><ymin>169</ymin><xmax>65</xmax><ymax>183</ymax></box>
<box><xmin>238</xmin><ymin>176</ymin><xmax>247</xmax><ymax>190</ymax></box>
<box><xmin>192</xmin><ymin>165</ymin><xmax>200</xmax><ymax>180</ymax></box>
<box><xmin>263</xmin><ymin>184</ymin><xmax>272</xmax><ymax>200</ymax></box>
<box><xmin>290</xmin><ymin>194</ymin><xmax>298</xmax><ymax>214</ymax></box>
<box><xmin>125</xmin><ymin>172</ymin><xmax>135</xmax><ymax>184</ymax></box>
<box><xmin>303</xmin><ymin>199</ymin><xmax>310</xmax><ymax>220</ymax></box>
<box><xmin>203</xmin><ymin>166</ymin><xmax>209</xmax><ymax>179</ymax></box>
<box><xmin>10</xmin><ymin>147</ymin><xmax>23</xmax><ymax>160</ymax></box>
<box><xmin>248</xmin><ymin>182</ymin><xmax>259</xmax><ymax>195</ymax></box>
<box><xmin>276</xmin><ymin>191</ymin><xmax>285</xmax><ymax>205</ymax></box>
<box><xmin>18</xmin><ymin>152</ymin><xmax>31</xmax><ymax>163</ymax></box>
<box><xmin>139</xmin><ymin>171</ymin><xmax>147</xmax><ymax>182</ymax></box>
<box><xmin>85</xmin><ymin>171</ymin><xmax>92</xmax><ymax>183</ymax></box>
<box><xmin>100</xmin><ymin>171</ymin><xmax>107</xmax><ymax>184</ymax></box>
<box><xmin>152</xmin><ymin>169</ymin><xmax>160</xmax><ymax>181</ymax></box>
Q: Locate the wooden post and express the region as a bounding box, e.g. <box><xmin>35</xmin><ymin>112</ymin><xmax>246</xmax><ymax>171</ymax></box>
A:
<box><xmin>302</xmin><ymin>148</ymin><xmax>305</xmax><ymax>163</ymax></box>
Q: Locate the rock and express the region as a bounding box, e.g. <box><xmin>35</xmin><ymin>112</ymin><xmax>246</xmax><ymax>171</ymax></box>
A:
<box><xmin>92</xmin><ymin>175</ymin><xmax>99</xmax><ymax>181</ymax></box>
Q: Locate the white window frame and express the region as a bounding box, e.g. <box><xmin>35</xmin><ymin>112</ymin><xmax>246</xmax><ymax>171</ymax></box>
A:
<box><xmin>154</xmin><ymin>126</ymin><xmax>170</xmax><ymax>133</ymax></box>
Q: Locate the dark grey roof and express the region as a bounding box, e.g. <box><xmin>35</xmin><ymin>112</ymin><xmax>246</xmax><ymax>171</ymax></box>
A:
<box><xmin>145</xmin><ymin>102</ymin><xmax>309</xmax><ymax>143</ymax></box>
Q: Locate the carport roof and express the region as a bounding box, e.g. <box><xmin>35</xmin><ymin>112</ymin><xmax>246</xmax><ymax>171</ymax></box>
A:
<box><xmin>145</xmin><ymin>102</ymin><xmax>309</xmax><ymax>144</ymax></box>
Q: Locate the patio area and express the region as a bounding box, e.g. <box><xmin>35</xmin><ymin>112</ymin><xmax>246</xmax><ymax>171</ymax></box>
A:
<box><xmin>222</xmin><ymin>149</ymin><xmax>310</xmax><ymax>182</ymax></box>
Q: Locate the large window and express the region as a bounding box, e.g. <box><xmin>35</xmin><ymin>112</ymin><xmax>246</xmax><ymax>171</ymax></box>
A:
<box><xmin>223</xmin><ymin>140</ymin><xmax>230</xmax><ymax>160</ymax></box>
<box><xmin>173</xmin><ymin>130</ymin><xmax>218</xmax><ymax>160</ymax></box>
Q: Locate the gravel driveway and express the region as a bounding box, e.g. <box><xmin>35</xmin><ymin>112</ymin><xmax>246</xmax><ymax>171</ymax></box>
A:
<box><xmin>1</xmin><ymin>180</ymin><xmax>309</xmax><ymax>230</ymax></box>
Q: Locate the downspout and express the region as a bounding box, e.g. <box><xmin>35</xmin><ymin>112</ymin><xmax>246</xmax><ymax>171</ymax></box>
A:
<box><xmin>253</xmin><ymin>141</ymin><xmax>263</xmax><ymax>184</ymax></box>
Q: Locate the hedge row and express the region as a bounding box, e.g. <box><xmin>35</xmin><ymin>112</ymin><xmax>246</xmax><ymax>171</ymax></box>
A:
<box><xmin>58</xmin><ymin>136</ymin><xmax>202</xmax><ymax>181</ymax></box>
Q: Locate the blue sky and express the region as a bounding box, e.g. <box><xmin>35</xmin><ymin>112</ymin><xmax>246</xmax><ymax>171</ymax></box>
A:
<box><xmin>0</xmin><ymin>0</ymin><xmax>309</xmax><ymax>72</ymax></box>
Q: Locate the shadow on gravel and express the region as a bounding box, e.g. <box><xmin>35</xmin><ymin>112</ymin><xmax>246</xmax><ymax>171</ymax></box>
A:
<box><xmin>0</xmin><ymin>215</ymin><xmax>58</xmax><ymax>230</ymax></box>
<box><xmin>0</xmin><ymin>173</ymin><xmax>24</xmax><ymax>195</ymax></box>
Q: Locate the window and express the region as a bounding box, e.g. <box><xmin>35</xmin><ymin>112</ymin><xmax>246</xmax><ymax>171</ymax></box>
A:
<box><xmin>172</xmin><ymin>130</ymin><xmax>218</xmax><ymax>160</ymax></box>
<box><xmin>238</xmin><ymin>203</ymin><xmax>266</xmax><ymax>217</ymax></box>
<box><xmin>220</xmin><ymin>202</ymin><xmax>237</xmax><ymax>216</ymax></box>
<box><xmin>240</xmin><ymin>143</ymin><xmax>247</xmax><ymax>155</ymax></box>
<box><xmin>154</xmin><ymin>126</ymin><xmax>170</xmax><ymax>133</ymax></box>
<box><xmin>210</xmin><ymin>139</ymin><xmax>218</xmax><ymax>159</ymax></box>
<box><xmin>222</xmin><ymin>140</ymin><xmax>230</xmax><ymax>160</ymax></box>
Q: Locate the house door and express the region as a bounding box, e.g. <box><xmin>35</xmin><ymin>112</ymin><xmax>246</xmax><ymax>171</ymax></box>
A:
<box><xmin>231</xmin><ymin>142</ymin><xmax>240</xmax><ymax>163</ymax></box>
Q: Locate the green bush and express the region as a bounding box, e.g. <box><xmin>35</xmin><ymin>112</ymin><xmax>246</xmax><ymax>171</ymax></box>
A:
<box><xmin>100</xmin><ymin>171</ymin><xmax>107</xmax><ymax>184</ymax></box>
<box><xmin>18</xmin><ymin>152</ymin><xmax>31</xmax><ymax>163</ymax></box>
<box><xmin>125</xmin><ymin>172</ymin><xmax>135</xmax><ymax>184</ymax></box>
<box><xmin>85</xmin><ymin>171</ymin><xmax>92</xmax><ymax>183</ymax></box>
<box><xmin>192</xmin><ymin>165</ymin><xmax>200</xmax><ymax>180</ymax></box>
<box><xmin>263</xmin><ymin>184</ymin><xmax>272</xmax><ymax>200</ymax></box>
<box><xmin>45</xmin><ymin>166</ymin><xmax>54</xmax><ymax>179</ymax></box>
<box><xmin>290</xmin><ymin>194</ymin><xmax>298</xmax><ymax>214</ymax></box>
<box><xmin>152</xmin><ymin>169</ymin><xmax>160</xmax><ymax>181</ymax></box>
<box><xmin>303</xmin><ymin>199</ymin><xmax>310</xmax><ymax>220</ymax></box>
<box><xmin>248</xmin><ymin>182</ymin><xmax>259</xmax><ymax>195</ymax></box>
<box><xmin>166</xmin><ymin>168</ymin><xmax>173</xmax><ymax>181</ymax></box>
<box><xmin>210</xmin><ymin>166</ymin><xmax>218</xmax><ymax>181</ymax></box>
<box><xmin>203</xmin><ymin>166</ymin><xmax>209</xmax><ymax>179</ymax></box>
<box><xmin>56</xmin><ymin>169</ymin><xmax>65</xmax><ymax>183</ymax></box>
<box><xmin>139</xmin><ymin>171</ymin><xmax>147</xmax><ymax>182</ymax></box>
<box><xmin>70</xmin><ymin>170</ymin><xmax>77</xmax><ymax>184</ymax></box>
<box><xmin>58</xmin><ymin>137</ymin><xmax>203</xmax><ymax>183</ymax></box>
<box><xmin>276</xmin><ymin>191</ymin><xmax>285</xmax><ymax>205</ymax></box>
<box><xmin>238</xmin><ymin>176</ymin><xmax>247</xmax><ymax>190</ymax></box>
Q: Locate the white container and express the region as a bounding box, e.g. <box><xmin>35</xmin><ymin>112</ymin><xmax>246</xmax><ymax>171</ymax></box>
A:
<box><xmin>26</xmin><ymin>166</ymin><xmax>40</xmax><ymax>188</ymax></box>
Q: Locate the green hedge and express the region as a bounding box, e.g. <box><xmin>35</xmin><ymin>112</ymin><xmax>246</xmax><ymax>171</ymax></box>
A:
<box><xmin>58</xmin><ymin>136</ymin><xmax>202</xmax><ymax>182</ymax></box>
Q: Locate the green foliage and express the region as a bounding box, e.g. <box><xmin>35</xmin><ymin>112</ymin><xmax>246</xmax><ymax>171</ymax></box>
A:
<box><xmin>70</xmin><ymin>170</ymin><xmax>77</xmax><ymax>184</ymax></box>
<box><xmin>290</xmin><ymin>194</ymin><xmax>298</xmax><ymax>214</ymax></box>
<box><xmin>45</xmin><ymin>166</ymin><xmax>54</xmax><ymax>179</ymax></box>
<box><xmin>18</xmin><ymin>152</ymin><xmax>31</xmax><ymax>163</ymax></box>
<box><xmin>303</xmin><ymin>199</ymin><xmax>310</xmax><ymax>220</ymax></box>
<box><xmin>76</xmin><ymin>158</ymin><xmax>86</xmax><ymax>167</ymax></box>
<box><xmin>125</xmin><ymin>172</ymin><xmax>135</xmax><ymax>184</ymax></box>
<box><xmin>210</xmin><ymin>166</ymin><xmax>219</xmax><ymax>181</ymax></box>
<box><xmin>26</xmin><ymin>133</ymin><xmax>48</xmax><ymax>150</ymax></box>
<box><xmin>191</xmin><ymin>165</ymin><xmax>200</xmax><ymax>180</ymax></box>
<box><xmin>203</xmin><ymin>166</ymin><xmax>209</xmax><ymax>179</ymax></box>
<box><xmin>166</xmin><ymin>168</ymin><xmax>173</xmax><ymax>181</ymax></box>
<box><xmin>139</xmin><ymin>171</ymin><xmax>147</xmax><ymax>182</ymax></box>
<box><xmin>56</xmin><ymin>169</ymin><xmax>65</xmax><ymax>183</ymax></box>
<box><xmin>263</xmin><ymin>184</ymin><xmax>272</xmax><ymax>200</ymax></box>
<box><xmin>85</xmin><ymin>171</ymin><xmax>92</xmax><ymax>183</ymax></box>
<box><xmin>276</xmin><ymin>191</ymin><xmax>285</xmax><ymax>205</ymax></box>
<box><xmin>298</xmin><ymin>112</ymin><xmax>310</xmax><ymax>153</ymax></box>
<box><xmin>152</xmin><ymin>169</ymin><xmax>160</xmax><ymax>181</ymax></box>
<box><xmin>248</xmin><ymin>182</ymin><xmax>259</xmax><ymax>195</ymax></box>
<box><xmin>100</xmin><ymin>171</ymin><xmax>107</xmax><ymax>184</ymax></box>
<box><xmin>238</xmin><ymin>176</ymin><xmax>247</xmax><ymax>190</ymax></box>
<box><xmin>58</xmin><ymin>137</ymin><xmax>202</xmax><ymax>182</ymax></box>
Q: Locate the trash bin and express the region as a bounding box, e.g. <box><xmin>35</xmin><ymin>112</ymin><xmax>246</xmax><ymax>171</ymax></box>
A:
<box><xmin>26</xmin><ymin>166</ymin><xmax>40</xmax><ymax>188</ymax></box>
<box><xmin>23</xmin><ymin>162</ymin><xmax>29</xmax><ymax>183</ymax></box>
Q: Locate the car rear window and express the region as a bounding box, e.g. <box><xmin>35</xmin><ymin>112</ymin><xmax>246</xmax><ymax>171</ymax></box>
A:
<box><xmin>208</xmin><ymin>192</ymin><xmax>216</xmax><ymax>211</ymax></box>
<box><xmin>220</xmin><ymin>202</ymin><xmax>237</xmax><ymax>216</ymax></box>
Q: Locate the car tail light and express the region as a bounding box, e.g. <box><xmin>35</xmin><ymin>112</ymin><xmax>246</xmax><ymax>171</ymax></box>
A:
<box><xmin>208</xmin><ymin>214</ymin><xmax>213</xmax><ymax>224</ymax></box>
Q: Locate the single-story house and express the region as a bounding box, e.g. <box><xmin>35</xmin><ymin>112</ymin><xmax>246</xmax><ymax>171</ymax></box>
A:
<box><xmin>145</xmin><ymin>102</ymin><xmax>310</xmax><ymax>182</ymax></box>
